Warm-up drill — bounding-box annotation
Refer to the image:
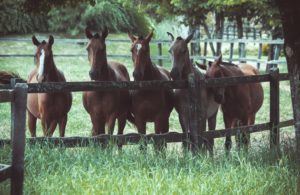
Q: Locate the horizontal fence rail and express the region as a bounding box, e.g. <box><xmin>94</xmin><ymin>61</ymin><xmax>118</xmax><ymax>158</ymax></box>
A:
<box><xmin>0</xmin><ymin>120</ymin><xmax>294</xmax><ymax>147</ymax></box>
<box><xmin>0</xmin><ymin>73</ymin><xmax>290</xmax><ymax>92</ymax></box>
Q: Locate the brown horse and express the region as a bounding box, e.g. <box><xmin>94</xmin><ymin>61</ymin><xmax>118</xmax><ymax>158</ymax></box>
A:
<box><xmin>83</xmin><ymin>28</ymin><xmax>132</xmax><ymax>136</ymax></box>
<box><xmin>27</xmin><ymin>35</ymin><xmax>72</xmax><ymax>137</ymax></box>
<box><xmin>206</xmin><ymin>55</ymin><xmax>264</xmax><ymax>151</ymax></box>
<box><xmin>0</xmin><ymin>71</ymin><xmax>24</xmax><ymax>84</ymax></box>
<box><xmin>167</xmin><ymin>32</ymin><xmax>220</xmax><ymax>152</ymax></box>
<box><xmin>128</xmin><ymin>30</ymin><xmax>174</xmax><ymax>148</ymax></box>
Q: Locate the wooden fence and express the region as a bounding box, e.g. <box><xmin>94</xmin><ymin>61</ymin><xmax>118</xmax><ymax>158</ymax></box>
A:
<box><xmin>0</xmin><ymin>84</ymin><xmax>27</xmax><ymax>195</ymax></box>
<box><xmin>0</xmin><ymin>69</ymin><xmax>294</xmax><ymax>151</ymax></box>
<box><xmin>0</xmin><ymin>38</ymin><xmax>285</xmax><ymax>69</ymax></box>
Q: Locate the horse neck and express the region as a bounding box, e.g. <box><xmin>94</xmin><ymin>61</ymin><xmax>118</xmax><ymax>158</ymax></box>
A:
<box><xmin>182</xmin><ymin>61</ymin><xmax>193</xmax><ymax>79</ymax></box>
<box><xmin>44</xmin><ymin>58</ymin><xmax>60</xmax><ymax>82</ymax></box>
<box><xmin>220</xmin><ymin>65</ymin><xmax>244</xmax><ymax>77</ymax></box>
<box><xmin>142</xmin><ymin>57</ymin><xmax>159</xmax><ymax>80</ymax></box>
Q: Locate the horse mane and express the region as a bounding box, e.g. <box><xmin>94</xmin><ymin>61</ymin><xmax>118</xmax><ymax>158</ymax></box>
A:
<box><xmin>176</xmin><ymin>36</ymin><xmax>183</xmax><ymax>40</ymax></box>
<box><xmin>0</xmin><ymin>71</ymin><xmax>24</xmax><ymax>84</ymax></box>
<box><xmin>221</xmin><ymin>61</ymin><xmax>238</xmax><ymax>67</ymax></box>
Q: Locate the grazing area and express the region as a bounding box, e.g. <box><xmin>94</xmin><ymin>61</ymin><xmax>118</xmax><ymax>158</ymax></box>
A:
<box><xmin>0</xmin><ymin>34</ymin><xmax>299</xmax><ymax>194</ymax></box>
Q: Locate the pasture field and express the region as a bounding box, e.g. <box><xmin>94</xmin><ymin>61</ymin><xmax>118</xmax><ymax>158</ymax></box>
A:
<box><xmin>0</xmin><ymin>34</ymin><xmax>299</xmax><ymax>194</ymax></box>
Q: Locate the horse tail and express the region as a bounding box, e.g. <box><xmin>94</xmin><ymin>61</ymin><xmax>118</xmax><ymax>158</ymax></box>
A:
<box><xmin>0</xmin><ymin>71</ymin><xmax>24</xmax><ymax>84</ymax></box>
<box><xmin>127</xmin><ymin>111</ymin><xmax>135</xmax><ymax>125</ymax></box>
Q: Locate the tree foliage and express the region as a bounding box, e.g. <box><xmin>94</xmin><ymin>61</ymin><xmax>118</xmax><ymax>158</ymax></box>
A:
<box><xmin>1</xmin><ymin>0</ymin><xmax>150</xmax><ymax>36</ymax></box>
<box><xmin>0</xmin><ymin>0</ymin><xmax>48</xmax><ymax>35</ymax></box>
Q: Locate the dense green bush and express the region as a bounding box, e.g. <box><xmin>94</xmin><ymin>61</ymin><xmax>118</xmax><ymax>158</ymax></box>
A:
<box><xmin>48</xmin><ymin>1</ymin><xmax>150</xmax><ymax>36</ymax></box>
<box><xmin>1</xmin><ymin>0</ymin><xmax>150</xmax><ymax>36</ymax></box>
<box><xmin>0</xmin><ymin>0</ymin><xmax>48</xmax><ymax>35</ymax></box>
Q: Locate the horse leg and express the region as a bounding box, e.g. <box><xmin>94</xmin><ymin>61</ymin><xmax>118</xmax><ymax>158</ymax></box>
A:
<box><xmin>241</xmin><ymin>115</ymin><xmax>255</xmax><ymax>151</ymax></box>
<box><xmin>154</xmin><ymin>114</ymin><xmax>169</xmax><ymax>152</ymax></box>
<box><xmin>207</xmin><ymin>111</ymin><xmax>218</xmax><ymax>156</ymax></box>
<box><xmin>107</xmin><ymin>115</ymin><xmax>117</xmax><ymax>135</ymax></box>
<box><xmin>46</xmin><ymin>120</ymin><xmax>58</xmax><ymax>137</ymax></box>
<box><xmin>224</xmin><ymin>115</ymin><xmax>233</xmax><ymax>153</ymax></box>
<box><xmin>135</xmin><ymin>116</ymin><xmax>147</xmax><ymax>151</ymax></box>
<box><xmin>41</xmin><ymin>117</ymin><xmax>47</xmax><ymax>137</ymax></box>
<box><xmin>28</xmin><ymin>111</ymin><xmax>37</xmax><ymax>137</ymax></box>
<box><xmin>91</xmin><ymin>115</ymin><xmax>105</xmax><ymax>136</ymax></box>
<box><xmin>178</xmin><ymin>114</ymin><xmax>189</xmax><ymax>151</ymax></box>
<box><xmin>117</xmin><ymin>113</ymin><xmax>127</xmax><ymax>149</ymax></box>
<box><xmin>58</xmin><ymin>115</ymin><xmax>67</xmax><ymax>137</ymax></box>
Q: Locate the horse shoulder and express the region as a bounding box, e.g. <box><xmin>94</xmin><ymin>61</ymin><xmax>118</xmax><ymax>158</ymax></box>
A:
<box><xmin>157</xmin><ymin>66</ymin><xmax>171</xmax><ymax>80</ymax></box>
<box><xmin>239</xmin><ymin>64</ymin><xmax>259</xmax><ymax>76</ymax></box>
<box><xmin>108</xmin><ymin>61</ymin><xmax>130</xmax><ymax>81</ymax></box>
<box><xmin>27</xmin><ymin>68</ymin><xmax>38</xmax><ymax>83</ymax></box>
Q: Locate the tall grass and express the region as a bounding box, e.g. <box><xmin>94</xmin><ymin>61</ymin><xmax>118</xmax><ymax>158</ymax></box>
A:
<box><xmin>0</xmin><ymin>34</ymin><xmax>298</xmax><ymax>194</ymax></box>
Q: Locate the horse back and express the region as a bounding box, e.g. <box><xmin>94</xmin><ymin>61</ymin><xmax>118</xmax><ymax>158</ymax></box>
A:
<box><xmin>239</xmin><ymin>64</ymin><xmax>263</xmax><ymax>113</ymax></box>
<box><xmin>108</xmin><ymin>61</ymin><xmax>130</xmax><ymax>81</ymax></box>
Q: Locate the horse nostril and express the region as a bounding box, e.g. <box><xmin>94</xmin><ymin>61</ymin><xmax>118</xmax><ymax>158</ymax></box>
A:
<box><xmin>89</xmin><ymin>70</ymin><xmax>97</xmax><ymax>80</ymax></box>
<box><xmin>133</xmin><ymin>71</ymin><xmax>141</xmax><ymax>80</ymax></box>
<box><xmin>215</xmin><ymin>94</ymin><xmax>224</xmax><ymax>104</ymax></box>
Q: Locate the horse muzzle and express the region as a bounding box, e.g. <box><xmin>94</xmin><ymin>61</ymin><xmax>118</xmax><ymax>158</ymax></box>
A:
<box><xmin>89</xmin><ymin>70</ymin><xmax>98</xmax><ymax>80</ymax></box>
<box><xmin>36</xmin><ymin>74</ymin><xmax>44</xmax><ymax>83</ymax></box>
<box><xmin>170</xmin><ymin>68</ymin><xmax>180</xmax><ymax>80</ymax></box>
<box><xmin>133</xmin><ymin>70</ymin><xmax>143</xmax><ymax>81</ymax></box>
<box><xmin>214</xmin><ymin>93</ymin><xmax>225</xmax><ymax>104</ymax></box>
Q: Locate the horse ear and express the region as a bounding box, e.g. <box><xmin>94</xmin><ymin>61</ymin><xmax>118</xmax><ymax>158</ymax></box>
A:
<box><xmin>101</xmin><ymin>27</ymin><xmax>108</xmax><ymax>40</ymax></box>
<box><xmin>185</xmin><ymin>30</ymin><xmax>195</xmax><ymax>44</ymax></box>
<box><xmin>48</xmin><ymin>35</ymin><xmax>54</xmax><ymax>47</ymax></box>
<box><xmin>167</xmin><ymin>32</ymin><xmax>174</xmax><ymax>41</ymax></box>
<box><xmin>32</xmin><ymin>35</ymin><xmax>40</xmax><ymax>46</ymax></box>
<box><xmin>128</xmin><ymin>32</ymin><xmax>137</xmax><ymax>42</ymax></box>
<box><xmin>216</xmin><ymin>55</ymin><xmax>222</xmax><ymax>65</ymax></box>
<box><xmin>85</xmin><ymin>28</ymin><xmax>93</xmax><ymax>39</ymax></box>
<box><xmin>145</xmin><ymin>29</ymin><xmax>154</xmax><ymax>43</ymax></box>
<box><xmin>195</xmin><ymin>61</ymin><xmax>207</xmax><ymax>70</ymax></box>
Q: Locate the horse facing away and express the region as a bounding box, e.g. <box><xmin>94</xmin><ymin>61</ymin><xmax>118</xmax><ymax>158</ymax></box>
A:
<box><xmin>83</xmin><ymin>28</ymin><xmax>132</xmax><ymax>137</ymax></box>
<box><xmin>128</xmin><ymin>30</ymin><xmax>174</xmax><ymax>149</ymax></box>
<box><xmin>206</xmin><ymin>55</ymin><xmax>264</xmax><ymax>151</ymax></box>
<box><xmin>167</xmin><ymin>32</ymin><xmax>220</xmax><ymax>153</ymax></box>
<box><xmin>27</xmin><ymin>35</ymin><xmax>72</xmax><ymax>137</ymax></box>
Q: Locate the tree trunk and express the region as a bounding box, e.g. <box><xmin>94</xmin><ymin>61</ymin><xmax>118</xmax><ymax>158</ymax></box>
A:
<box><xmin>276</xmin><ymin>0</ymin><xmax>300</xmax><ymax>170</ymax></box>
<box><xmin>215</xmin><ymin>11</ymin><xmax>224</xmax><ymax>56</ymax></box>
<box><xmin>202</xmin><ymin>21</ymin><xmax>216</xmax><ymax>56</ymax></box>
<box><xmin>236</xmin><ymin>15</ymin><xmax>245</xmax><ymax>63</ymax></box>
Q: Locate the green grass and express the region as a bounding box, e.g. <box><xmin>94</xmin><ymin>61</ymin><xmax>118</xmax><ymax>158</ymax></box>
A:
<box><xmin>0</xmin><ymin>34</ymin><xmax>299</xmax><ymax>194</ymax></box>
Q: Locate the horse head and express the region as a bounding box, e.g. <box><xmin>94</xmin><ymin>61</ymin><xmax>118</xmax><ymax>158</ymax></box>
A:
<box><xmin>32</xmin><ymin>35</ymin><xmax>55</xmax><ymax>83</ymax></box>
<box><xmin>206</xmin><ymin>55</ymin><xmax>226</xmax><ymax>104</ymax></box>
<box><xmin>168</xmin><ymin>31</ymin><xmax>194</xmax><ymax>80</ymax></box>
<box><xmin>128</xmin><ymin>30</ymin><xmax>153</xmax><ymax>81</ymax></box>
<box><xmin>85</xmin><ymin>27</ymin><xmax>108</xmax><ymax>80</ymax></box>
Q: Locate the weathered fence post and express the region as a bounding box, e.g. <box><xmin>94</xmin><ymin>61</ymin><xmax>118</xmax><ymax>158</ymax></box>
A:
<box><xmin>188</xmin><ymin>73</ymin><xmax>207</xmax><ymax>153</ymax></box>
<box><xmin>11</xmin><ymin>83</ymin><xmax>27</xmax><ymax>195</ymax></box>
<box><xmin>229</xmin><ymin>41</ymin><xmax>234</xmax><ymax>63</ymax></box>
<box><xmin>10</xmin><ymin>78</ymin><xmax>26</xmax><ymax>139</ymax></box>
<box><xmin>269</xmin><ymin>68</ymin><xmax>280</xmax><ymax>153</ymax></box>
<box><xmin>239</xmin><ymin>40</ymin><xmax>246</xmax><ymax>63</ymax></box>
<box><xmin>157</xmin><ymin>42</ymin><xmax>163</xmax><ymax>66</ymax></box>
<box><xmin>203</xmin><ymin>41</ymin><xmax>208</xmax><ymax>65</ymax></box>
<box><xmin>257</xmin><ymin>43</ymin><xmax>263</xmax><ymax>70</ymax></box>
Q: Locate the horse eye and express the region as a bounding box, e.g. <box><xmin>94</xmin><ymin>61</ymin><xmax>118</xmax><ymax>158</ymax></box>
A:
<box><xmin>168</xmin><ymin>49</ymin><xmax>172</xmax><ymax>54</ymax></box>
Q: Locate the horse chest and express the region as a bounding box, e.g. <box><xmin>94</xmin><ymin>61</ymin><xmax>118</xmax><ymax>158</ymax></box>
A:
<box><xmin>27</xmin><ymin>92</ymin><xmax>71</xmax><ymax>119</ymax></box>
<box><xmin>132</xmin><ymin>90</ymin><xmax>170</xmax><ymax>117</ymax></box>
<box><xmin>84</xmin><ymin>91</ymin><xmax>119</xmax><ymax>115</ymax></box>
